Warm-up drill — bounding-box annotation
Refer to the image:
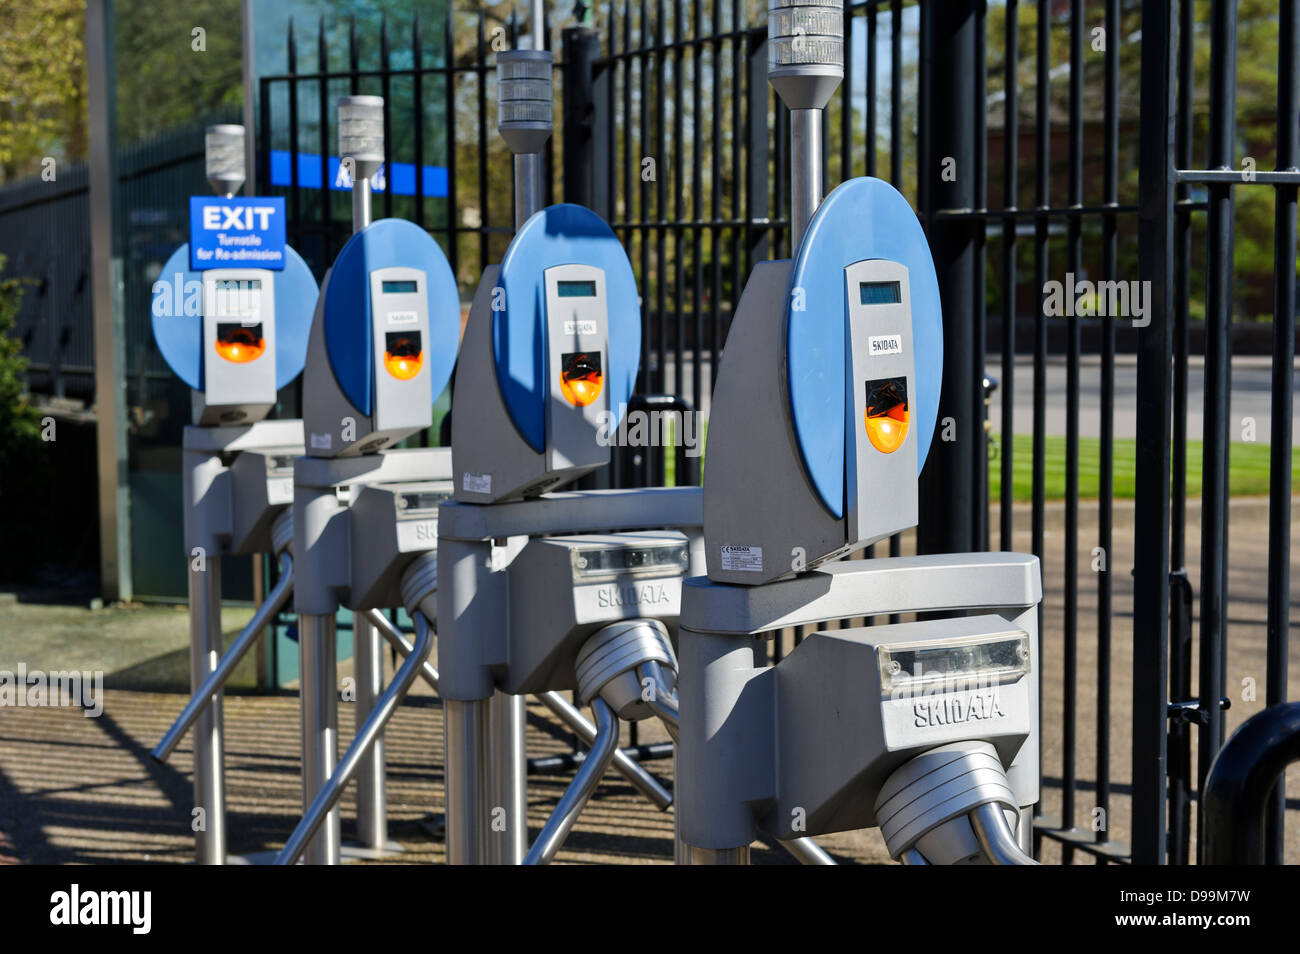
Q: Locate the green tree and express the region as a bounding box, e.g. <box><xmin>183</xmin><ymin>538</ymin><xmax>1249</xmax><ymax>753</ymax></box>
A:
<box><xmin>0</xmin><ymin>0</ymin><xmax>86</xmax><ymax>183</ymax></box>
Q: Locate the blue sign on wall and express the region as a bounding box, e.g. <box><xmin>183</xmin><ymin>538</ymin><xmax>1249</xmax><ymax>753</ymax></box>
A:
<box><xmin>268</xmin><ymin>150</ymin><xmax>449</xmax><ymax>197</ymax></box>
<box><xmin>189</xmin><ymin>196</ymin><xmax>287</xmax><ymax>271</ymax></box>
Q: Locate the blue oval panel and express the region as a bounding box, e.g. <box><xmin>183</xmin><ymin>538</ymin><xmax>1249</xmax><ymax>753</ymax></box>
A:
<box><xmin>494</xmin><ymin>204</ymin><xmax>641</xmax><ymax>452</ymax></box>
<box><xmin>786</xmin><ymin>177</ymin><xmax>943</xmax><ymax>518</ymax></box>
<box><xmin>151</xmin><ymin>243</ymin><xmax>318</xmax><ymax>391</ymax></box>
<box><xmin>322</xmin><ymin>218</ymin><xmax>460</xmax><ymax>417</ymax></box>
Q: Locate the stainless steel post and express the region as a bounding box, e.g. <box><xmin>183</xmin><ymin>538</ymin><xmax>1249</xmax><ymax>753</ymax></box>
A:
<box><xmin>189</xmin><ymin>555</ymin><xmax>227</xmax><ymax>865</ymax></box>
<box><xmin>487</xmin><ymin>691</ymin><xmax>528</xmax><ymax>864</ymax></box>
<box><xmin>352</xmin><ymin>613</ymin><xmax>387</xmax><ymax>850</ymax></box>
<box><xmin>481</xmin><ymin>50</ymin><xmax>554</xmax><ymax>865</ymax></box>
<box><xmin>531</xmin><ymin>0</ymin><xmax>546</xmax><ymax>50</ymax></box>
<box><xmin>681</xmin><ymin>845</ymin><xmax>751</xmax><ymax>864</ymax></box>
<box><xmin>298</xmin><ymin>612</ymin><xmax>340</xmax><ymax>865</ymax></box>
<box><xmin>790</xmin><ymin>108</ymin><xmax>822</xmax><ymax>251</ymax></box>
<box><xmin>351</xmin><ymin>177</ymin><xmax>372</xmax><ymax>231</ymax></box>
<box><xmin>337</xmin><ymin>93</ymin><xmax>386</xmax><ymax>853</ymax></box>
<box><xmin>444</xmin><ymin>697</ymin><xmax>492</xmax><ymax>864</ymax></box>
<box><xmin>513</xmin><ymin>153</ymin><xmax>543</xmax><ymax>231</ymax></box>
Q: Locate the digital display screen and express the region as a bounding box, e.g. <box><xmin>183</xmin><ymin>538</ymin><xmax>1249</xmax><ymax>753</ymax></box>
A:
<box><xmin>859</xmin><ymin>281</ymin><xmax>902</xmax><ymax>305</ymax></box>
<box><xmin>215</xmin><ymin>279</ymin><xmax>262</xmax><ymax>292</ymax></box>
<box><xmin>557</xmin><ymin>280</ymin><xmax>597</xmax><ymax>298</ymax></box>
<box><xmin>382</xmin><ymin>280</ymin><xmax>419</xmax><ymax>294</ymax></box>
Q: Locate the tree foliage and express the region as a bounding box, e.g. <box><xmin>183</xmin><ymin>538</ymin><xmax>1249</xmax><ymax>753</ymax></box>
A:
<box><xmin>0</xmin><ymin>0</ymin><xmax>86</xmax><ymax>183</ymax></box>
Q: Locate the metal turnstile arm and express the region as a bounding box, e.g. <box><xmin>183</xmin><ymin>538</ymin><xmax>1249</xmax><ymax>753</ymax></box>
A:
<box><xmin>275</xmin><ymin>612</ymin><xmax>434</xmax><ymax>865</ymax></box>
<box><xmin>153</xmin><ymin>550</ymin><xmax>294</xmax><ymax>762</ymax></box>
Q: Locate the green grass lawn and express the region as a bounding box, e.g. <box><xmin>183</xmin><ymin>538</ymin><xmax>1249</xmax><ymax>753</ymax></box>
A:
<box><xmin>988</xmin><ymin>435</ymin><xmax>1299</xmax><ymax>502</ymax></box>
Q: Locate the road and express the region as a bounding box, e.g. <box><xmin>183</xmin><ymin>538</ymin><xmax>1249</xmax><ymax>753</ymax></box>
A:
<box><xmin>985</xmin><ymin>355</ymin><xmax>1299</xmax><ymax>442</ymax></box>
<box><xmin>659</xmin><ymin>352</ymin><xmax>1298</xmax><ymax>442</ymax></box>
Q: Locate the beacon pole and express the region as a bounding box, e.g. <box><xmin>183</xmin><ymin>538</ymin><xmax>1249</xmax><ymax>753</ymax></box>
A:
<box><xmin>337</xmin><ymin>94</ymin><xmax>390</xmax><ymax>854</ymax></box>
<box><xmin>767</xmin><ymin>0</ymin><xmax>843</xmax><ymax>249</ymax></box>
<box><xmin>487</xmin><ymin>49</ymin><xmax>553</xmax><ymax>865</ymax></box>
<box><xmin>189</xmin><ymin>123</ymin><xmax>246</xmax><ymax>865</ymax></box>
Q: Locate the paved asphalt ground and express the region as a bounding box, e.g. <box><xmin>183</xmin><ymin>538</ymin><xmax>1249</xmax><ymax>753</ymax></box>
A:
<box><xmin>0</xmin><ymin>495</ymin><xmax>1295</xmax><ymax>864</ymax></box>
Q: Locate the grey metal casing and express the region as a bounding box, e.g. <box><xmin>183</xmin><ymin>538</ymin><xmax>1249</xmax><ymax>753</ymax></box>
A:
<box><xmin>452</xmin><ymin>265</ymin><xmax>612</xmax><ymax>503</ymax></box>
<box><xmin>702</xmin><ymin>261</ymin><xmax>844</xmax><ymax>585</ymax></box>
<box><xmin>292</xmin><ymin>447</ymin><xmax>453</xmax><ymax>615</ymax></box>
<box><xmin>435</xmin><ymin>489</ymin><xmax>707</xmax><ymax>701</ymax></box>
<box><xmin>229</xmin><ymin>446</ymin><xmax>299</xmax><ymax>554</ymax></box>
<box><xmin>302</xmin><ymin>265</ymin><xmax>434</xmax><ymax>458</ymax></box>
<box><xmin>502</xmin><ymin>532</ymin><xmax>688</xmax><ymax>695</ymax></box>
<box><xmin>676</xmin><ymin>552</ymin><xmax>1043</xmax><ymax>851</ymax></box>
<box><xmin>348</xmin><ymin>479</ymin><xmax>453</xmax><ymax>611</ymax></box>
<box><xmin>369</xmin><ymin>266</ymin><xmax>433</xmax><ymax>441</ymax></box>
<box><xmin>844</xmin><ymin>258</ymin><xmax>917</xmax><ymax>543</ymax></box>
<box><xmin>181</xmin><ymin>419</ymin><xmax>304</xmax><ymax>556</ymax></box>
<box><xmin>767</xmin><ymin>615</ymin><xmax>1030</xmax><ymax>839</ymax></box>
<box><xmin>544</xmin><ymin>264</ymin><xmax>609</xmax><ymax>474</ymax></box>
<box><xmin>702</xmin><ymin>258</ymin><xmax>921</xmax><ymax>585</ymax></box>
<box><xmin>194</xmin><ymin>268</ymin><xmax>278</xmax><ymax>426</ymax></box>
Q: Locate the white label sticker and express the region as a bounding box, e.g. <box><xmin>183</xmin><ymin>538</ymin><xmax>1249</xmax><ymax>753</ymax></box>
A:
<box><xmin>563</xmin><ymin>319</ymin><xmax>598</xmax><ymax>335</ymax></box>
<box><xmin>869</xmin><ymin>334</ymin><xmax>904</xmax><ymax>356</ymax></box>
<box><xmin>309</xmin><ymin>432</ymin><xmax>332</xmax><ymax>450</ymax></box>
<box><xmin>463</xmin><ymin>472</ymin><xmax>492</xmax><ymax>494</ymax></box>
<box><xmin>387</xmin><ymin>310</ymin><xmax>418</xmax><ymax>325</ymax></box>
<box><xmin>720</xmin><ymin>545</ymin><xmax>763</xmax><ymax>572</ymax></box>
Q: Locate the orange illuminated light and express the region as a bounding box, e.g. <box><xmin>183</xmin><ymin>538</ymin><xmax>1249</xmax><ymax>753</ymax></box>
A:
<box><xmin>865</xmin><ymin>388</ymin><xmax>909</xmax><ymax>454</ymax></box>
<box><xmin>214</xmin><ymin>325</ymin><xmax>266</xmax><ymax>364</ymax></box>
<box><xmin>384</xmin><ymin>348</ymin><xmax>423</xmax><ymax>380</ymax></box>
<box><xmin>561</xmin><ymin>353</ymin><xmax>603</xmax><ymax>407</ymax></box>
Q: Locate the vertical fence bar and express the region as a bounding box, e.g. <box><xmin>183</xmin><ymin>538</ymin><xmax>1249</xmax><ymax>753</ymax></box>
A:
<box><xmin>866</xmin><ymin>3</ymin><xmax>877</xmax><ymax>178</ymax></box>
<box><xmin>1132</xmin><ymin>0</ymin><xmax>1176</xmax><ymax>867</ymax></box>
<box><xmin>1264</xmin><ymin>0</ymin><xmax>1298</xmax><ymax>866</ymax></box>
<box><xmin>287</xmin><ymin>20</ymin><xmax>302</xmax><ymax>239</ymax></box>
<box><xmin>1095</xmin><ymin>0</ymin><xmax>1119</xmax><ymax>863</ymax></box>
<box><xmin>917</xmin><ymin>1</ymin><xmax>976</xmax><ymax>557</ymax></box>
<box><xmin>655</xmin><ymin>0</ymin><xmax>668</xmax><ymax>455</ymax></box>
<box><xmin>640</xmin><ymin>0</ymin><xmax>651</xmax><ymax>412</ymax></box>
<box><xmin>1060</xmin><ymin>0</ymin><xmax>1084</xmax><ymax>862</ymax></box>
<box><xmin>890</xmin><ymin>0</ymin><xmax>902</xmax><ymax>189</ymax></box>
<box><xmin>690</xmin><ymin>2</ymin><xmax>704</xmax><ymax>415</ymax></box>
<box><xmin>1196</xmin><ymin>0</ymin><xmax>1237</xmax><ymax>821</ymax></box>
<box><xmin>476</xmin><ymin>10</ymin><xmax>489</xmax><ymax>273</ymax></box>
<box><xmin>413</xmin><ymin>16</ymin><xmax>427</xmax><ymax>233</ymax></box>
<box><xmin>746</xmin><ymin>31</ymin><xmax>770</xmax><ymax>268</ymax></box>
<box><xmin>319</xmin><ymin>19</ymin><xmax>332</xmax><ymax>259</ymax></box>
<box><xmin>672</xmin><ymin>0</ymin><xmax>686</xmax><ymax>418</ymax></box>
<box><xmin>973</xmin><ymin>0</ymin><xmax>988</xmax><ymax>553</ymax></box>
<box><xmin>841</xmin><ymin>5</ymin><xmax>852</xmax><ymax>183</ymax></box>
<box><xmin>1166</xmin><ymin>0</ymin><xmax>1195</xmax><ymax>866</ymax></box>
<box><xmin>1030</xmin><ymin>0</ymin><xmax>1049</xmax><ymax>840</ymax></box>
<box><xmin>999</xmin><ymin>0</ymin><xmax>1017</xmax><ymax>552</ymax></box>
<box><xmin>380</xmin><ymin>15</ymin><xmax>393</xmax><ymax>221</ymax></box>
<box><xmin>710</xmin><ymin>0</ymin><xmax>723</xmax><ymax>396</ymax></box>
